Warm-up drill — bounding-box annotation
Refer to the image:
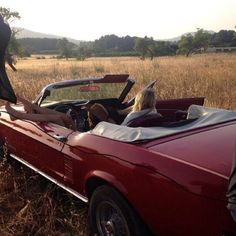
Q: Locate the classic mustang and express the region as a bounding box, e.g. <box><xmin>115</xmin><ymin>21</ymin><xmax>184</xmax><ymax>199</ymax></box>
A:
<box><xmin>0</xmin><ymin>74</ymin><xmax>236</xmax><ymax>236</ymax></box>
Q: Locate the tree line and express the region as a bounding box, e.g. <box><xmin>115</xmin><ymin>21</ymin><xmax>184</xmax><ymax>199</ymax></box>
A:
<box><xmin>1</xmin><ymin>6</ymin><xmax>236</xmax><ymax>63</ymax></box>
<box><xmin>177</xmin><ymin>28</ymin><xmax>236</xmax><ymax>57</ymax></box>
<box><xmin>17</xmin><ymin>28</ymin><xmax>236</xmax><ymax>60</ymax></box>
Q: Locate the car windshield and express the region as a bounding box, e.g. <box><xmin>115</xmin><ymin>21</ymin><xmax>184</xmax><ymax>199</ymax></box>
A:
<box><xmin>41</xmin><ymin>81</ymin><xmax>127</xmax><ymax>105</ymax></box>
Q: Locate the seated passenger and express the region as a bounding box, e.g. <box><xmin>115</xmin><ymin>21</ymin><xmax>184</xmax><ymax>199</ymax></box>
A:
<box><xmin>87</xmin><ymin>103</ymin><xmax>115</xmax><ymax>129</ymax></box>
<box><xmin>10</xmin><ymin>88</ymin><xmax>158</xmax><ymax>130</ymax></box>
<box><xmin>5</xmin><ymin>95</ymin><xmax>76</xmax><ymax>130</ymax></box>
<box><xmin>87</xmin><ymin>88</ymin><xmax>161</xmax><ymax>127</ymax></box>
<box><xmin>121</xmin><ymin>88</ymin><xmax>161</xmax><ymax>126</ymax></box>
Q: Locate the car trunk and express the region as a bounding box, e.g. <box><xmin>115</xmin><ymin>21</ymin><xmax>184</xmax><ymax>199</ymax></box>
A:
<box><xmin>147</xmin><ymin>122</ymin><xmax>236</xmax><ymax>201</ymax></box>
<box><xmin>227</xmin><ymin>146</ymin><xmax>236</xmax><ymax>222</ymax></box>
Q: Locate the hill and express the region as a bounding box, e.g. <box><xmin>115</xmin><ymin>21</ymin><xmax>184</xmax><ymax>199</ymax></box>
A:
<box><xmin>14</xmin><ymin>28</ymin><xmax>234</xmax><ymax>57</ymax></box>
<box><xmin>165</xmin><ymin>30</ymin><xmax>215</xmax><ymax>42</ymax></box>
<box><xmin>14</xmin><ymin>27</ymin><xmax>216</xmax><ymax>44</ymax></box>
<box><xmin>17</xmin><ymin>37</ymin><xmax>77</xmax><ymax>55</ymax></box>
<box><xmin>14</xmin><ymin>27</ymin><xmax>81</xmax><ymax>45</ymax></box>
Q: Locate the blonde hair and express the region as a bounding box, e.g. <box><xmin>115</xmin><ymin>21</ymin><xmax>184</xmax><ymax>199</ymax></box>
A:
<box><xmin>132</xmin><ymin>88</ymin><xmax>156</xmax><ymax>112</ymax></box>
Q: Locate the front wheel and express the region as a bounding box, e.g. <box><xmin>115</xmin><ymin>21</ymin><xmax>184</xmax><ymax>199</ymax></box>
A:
<box><xmin>89</xmin><ymin>185</ymin><xmax>150</xmax><ymax>236</ymax></box>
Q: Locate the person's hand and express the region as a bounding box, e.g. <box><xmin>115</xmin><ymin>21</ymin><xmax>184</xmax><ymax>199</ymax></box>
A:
<box><xmin>16</xmin><ymin>94</ymin><xmax>34</xmax><ymax>113</ymax></box>
<box><xmin>5</xmin><ymin>102</ymin><xmax>17</xmax><ymax>120</ymax></box>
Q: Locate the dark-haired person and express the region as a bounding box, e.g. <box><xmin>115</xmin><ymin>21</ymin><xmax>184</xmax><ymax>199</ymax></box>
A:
<box><xmin>0</xmin><ymin>14</ymin><xmax>17</xmax><ymax>103</ymax></box>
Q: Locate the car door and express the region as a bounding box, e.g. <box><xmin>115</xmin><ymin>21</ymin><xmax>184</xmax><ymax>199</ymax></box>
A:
<box><xmin>8</xmin><ymin>117</ymin><xmax>73</xmax><ymax>183</ymax></box>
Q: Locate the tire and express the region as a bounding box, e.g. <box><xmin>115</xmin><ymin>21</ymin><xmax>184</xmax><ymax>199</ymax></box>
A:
<box><xmin>89</xmin><ymin>185</ymin><xmax>150</xmax><ymax>236</ymax></box>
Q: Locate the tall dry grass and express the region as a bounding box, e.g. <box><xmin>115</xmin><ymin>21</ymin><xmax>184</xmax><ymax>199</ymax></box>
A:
<box><xmin>0</xmin><ymin>160</ymin><xmax>88</xmax><ymax>236</ymax></box>
<box><xmin>0</xmin><ymin>53</ymin><xmax>236</xmax><ymax>235</ymax></box>
<box><xmin>5</xmin><ymin>53</ymin><xmax>236</xmax><ymax>109</ymax></box>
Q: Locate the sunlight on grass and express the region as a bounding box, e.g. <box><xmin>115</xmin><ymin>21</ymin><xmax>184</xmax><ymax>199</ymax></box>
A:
<box><xmin>0</xmin><ymin>53</ymin><xmax>235</xmax><ymax>235</ymax></box>
<box><xmin>5</xmin><ymin>53</ymin><xmax>236</xmax><ymax>109</ymax></box>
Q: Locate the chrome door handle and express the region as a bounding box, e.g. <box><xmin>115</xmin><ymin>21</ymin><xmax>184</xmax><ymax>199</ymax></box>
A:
<box><xmin>53</xmin><ymin>134</ymin><xmax>67</xmax><ymax>142</ymax></box>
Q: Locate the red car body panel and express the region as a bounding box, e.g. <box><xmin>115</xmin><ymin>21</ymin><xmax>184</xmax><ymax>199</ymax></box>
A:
<box><xmin>0</xmin><ymin>96</ymin><xmax>236</xmax><ymax>235</ymax></box>
<box><xmin>64</xmin><ymin>123</ymin><xmax>236</xmax><ymax>235</ymax></box>
<box><xmin>156</xmin><ymin>97</ymin><xmax>205</xmax><ymax>110</ymax></box>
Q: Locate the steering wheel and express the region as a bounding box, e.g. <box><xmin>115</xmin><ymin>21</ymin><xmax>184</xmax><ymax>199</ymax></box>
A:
<box><xmin>53</xmin><ymin>104</ymin><xmax>89</xmax><ymax>132</ymax></box>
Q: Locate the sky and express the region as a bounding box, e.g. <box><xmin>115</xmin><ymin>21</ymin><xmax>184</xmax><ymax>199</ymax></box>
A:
<box><xmin>1</xmin><ymin>0</ymin><xmax>236</xmax><ymax>41</ymax></box>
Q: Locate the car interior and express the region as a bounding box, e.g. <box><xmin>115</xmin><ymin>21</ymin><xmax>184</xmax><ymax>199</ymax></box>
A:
<box><xmin>41</xmin><ymin>98</ymin><xmax>198</xmax><ymax>132</ymax></box>
<box><xmin>35</xmin><ymin>75</ymin><xmax>205</xmax><ymax>132</ymax></box>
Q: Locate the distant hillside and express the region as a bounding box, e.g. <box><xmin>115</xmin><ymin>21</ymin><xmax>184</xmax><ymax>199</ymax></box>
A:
<box><xmin>14</xmin><ymin>27</ymin><xmax>229</xmax><ymax>57</ymax></box>
<box><xmin>13</xmin><ymin>27</ymin><xmax>216</xmax><ymax>44</ymax></box>
<box><xmin>17</xmin><ymin>37</ymin><xmax>77</xmax><ymax>55</ymax></box>
<box><xmin>166</xmin><ymin>30</ymin><xmax>215</xmax><ymax>42</ymax></box>
<box><xmin>13</xmin><ymin>27</ymin><xmax>81</xmax><ymax>45</ymax></box>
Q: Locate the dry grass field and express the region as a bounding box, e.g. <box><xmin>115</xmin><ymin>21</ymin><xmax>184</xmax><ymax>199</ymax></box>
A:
<box><xmin>4</xmin><ymin>53</ymin><xmax>236</xmax><ymax>109</ymax></box>
<box><xmin>0</xmin><ymin>54</ymin><xmax>236</xmax><ymax>235</ymax></box>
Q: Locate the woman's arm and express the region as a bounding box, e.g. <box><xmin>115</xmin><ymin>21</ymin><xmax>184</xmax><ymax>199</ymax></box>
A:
<box><xmin>5</xmin><ymin>102</ymin><xmax>76</xmax><ymax>130</ymax></box>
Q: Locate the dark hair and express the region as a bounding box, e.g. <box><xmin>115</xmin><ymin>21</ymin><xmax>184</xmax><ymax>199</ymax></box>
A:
<box><xmin>0</xmin><ymin>15</ymin><xmax>4</xmax><ymax>23</ymax></box>
<box><xmin>88</xmin><ymin>114</ymin><xmax>100</xmax><ymax>129</ymax></box>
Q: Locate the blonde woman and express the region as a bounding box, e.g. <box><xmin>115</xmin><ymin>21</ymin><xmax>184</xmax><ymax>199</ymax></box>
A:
<box><xmin>121</xmin><ymin>88</ymin><xmax>160</xmax><ymax>126</ymax></box>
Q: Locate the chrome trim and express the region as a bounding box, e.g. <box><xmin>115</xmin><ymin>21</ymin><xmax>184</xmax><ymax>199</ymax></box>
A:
<box><xmin>10</xmin><ymin>154</ymin><xmax>88</xmax><ymax>203</ymax></box>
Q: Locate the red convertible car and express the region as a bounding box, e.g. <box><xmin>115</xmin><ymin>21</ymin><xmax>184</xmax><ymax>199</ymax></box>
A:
<box><xmin>0</xmin><ymin>74</ymin><xmax>236</xmax><ymax>236</ymax></box>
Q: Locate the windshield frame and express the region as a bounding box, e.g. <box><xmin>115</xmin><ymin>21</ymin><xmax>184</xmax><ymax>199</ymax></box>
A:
<box><xmin>35</xmin><ymin>74</ymin><xmax>135</xmax><ymax>106</ymax></box>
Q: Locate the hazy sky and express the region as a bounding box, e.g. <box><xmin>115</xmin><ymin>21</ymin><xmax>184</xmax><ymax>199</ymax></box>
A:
<box><xmin>1</xmin><ymin>0</ymin><xmax>236</xmax><ymax>41</ymax></box>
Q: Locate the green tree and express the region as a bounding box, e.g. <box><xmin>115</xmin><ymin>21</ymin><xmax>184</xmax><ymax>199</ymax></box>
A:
<box><xmin>134</xmin><ymin>37</ymin><xmax>147</xmax><ymax>59</ymax></box>
<box><xmin>0</xmin><ymin>7</ymin><xmax>21</xmax><ymax>70</ymax></box>
<box><xmin>0</xmin><ymin>7</ymin><xmax>20</xmax><ymax>22</ymax></box>
<box><xmin>93</xmin><ymin>34</ymin><xmax>136</xmax><ymax>56</ymax></box>
<box><xmin>76</xmin><ymin>42</ymin><xmax>93</xmax><ymax>60</ymax></box>
<box><xmin>177</xmin><ymin>34</ymin><xmax>194</xmax><ymax>56</ymax></box>
<box><xmin>134</xmin><ymin>36</ymin><xmax>155</xmax><ymax>60</ymax></box>
<box><xmin>153</xmin><ymin>41</ymin><xmax>177</xmax><ymax>56</ymax></box>
<box><xmin>57</xmin><ymin>38</ymin><xmax>73</xmax><ymax>59</ymax></box>
<box><xmin>76</xmin><ymin>45</ymin><xmax>86</xmax><ymax>60</ymax></box>
<box><xmin>234</xmin><ymin>28</ymin><xmax>236</xmax><ymax>42</ymax></box>
<box><xmin>193</xmin><ymin>28</ymin><xmax>210</xmax><ymax>50</ymax></box>
<box><xmin>145</xmin><ymin>37</ymin><xmax>156</xmax><ymax>60</ymax></box>
<box><xmin>178</xmin><ymin>29</ymin><xmax>210</xmax><ymax>56</ymax></box>
<box><xmin>211</xmin><ymin>30</ymin><xmax>236</xmax><ymax>46</ymax></box>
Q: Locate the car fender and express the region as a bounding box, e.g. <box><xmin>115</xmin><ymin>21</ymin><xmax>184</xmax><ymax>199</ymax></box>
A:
<box><xmin>84</xmin><ymin>170</ymin><xmax>128</xmax><ymax>199</ymax></box>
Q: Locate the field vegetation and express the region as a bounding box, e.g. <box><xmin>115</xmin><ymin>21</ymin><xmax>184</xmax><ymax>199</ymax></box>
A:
<box><xmin>0</xmin><ymin>53</ymin><xmax>236</xmax><ymax>235</ymax></box>
<box><xmin>6</xmin><ymin>53</ymin><xmax>236</xmax><ymax>109</ymax></box>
